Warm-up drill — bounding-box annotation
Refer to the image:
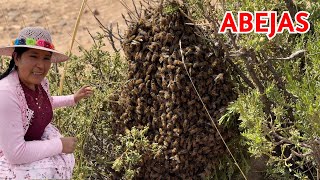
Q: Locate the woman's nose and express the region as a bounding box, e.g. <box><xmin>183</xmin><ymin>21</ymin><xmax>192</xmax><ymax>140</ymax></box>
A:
<box><xmin>35</xmin><ymin>59</ymin><xmax>45</xmax><ymax>69</ymax></box>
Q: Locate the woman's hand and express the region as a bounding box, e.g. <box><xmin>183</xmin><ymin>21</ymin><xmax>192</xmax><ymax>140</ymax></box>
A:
<box><xmin>74</xmin><ymin>85</ymin><xmax>94</xmax><ymax>103</ymax></box>
<box><xmin>60</xmin><ymin>137</ymin><xmax>77</xmax><ymax>154</ymax></box>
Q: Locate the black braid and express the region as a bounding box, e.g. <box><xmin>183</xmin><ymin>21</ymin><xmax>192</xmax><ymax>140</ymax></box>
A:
<box><xmin>0</xmin><ymin>47</ymin><xmax>29</xmax><ymax>80</ymax></box>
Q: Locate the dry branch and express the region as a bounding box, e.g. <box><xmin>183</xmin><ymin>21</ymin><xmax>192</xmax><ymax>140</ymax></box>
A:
<box><xmin>270</xmin><ymin>50</ymin><xmax>306</xmax><ymax>61</ymax></box>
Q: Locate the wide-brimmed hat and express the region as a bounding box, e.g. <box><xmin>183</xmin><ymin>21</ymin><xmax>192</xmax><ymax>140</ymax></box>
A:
<box><xmin>0</xmin><ymin>27</ymin><xmax>69</xmax><ymax>63</ymax></box>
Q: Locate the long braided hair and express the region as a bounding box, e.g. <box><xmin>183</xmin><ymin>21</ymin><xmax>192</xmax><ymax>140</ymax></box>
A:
<box><xmin>0</xmin><ymin>47</ymin><xmax>29</xmax><ymax>80</ymax></box>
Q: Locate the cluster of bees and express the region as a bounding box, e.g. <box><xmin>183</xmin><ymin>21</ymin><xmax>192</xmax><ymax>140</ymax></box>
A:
<box><xmin>110</xmin><ymin>2</ymin><xmax>239</xmax><ymax>179</ymax></box>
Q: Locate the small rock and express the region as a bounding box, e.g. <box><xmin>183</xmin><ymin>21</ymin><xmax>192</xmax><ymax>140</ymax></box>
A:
<box><xmin>7</xmin><ymin>10</ymin><xmax>20</xmax><ymax>21</ymax></box>
<box><xmin>31</xmin><ymin>11</ymin><xmax>43</xmax><ymax>20</ymax></box>
<box><xmin>59</xmin><ymin>20</ymin><xmax>67</xmax><ymax>27</ymax></box>
<box><xmin>93</xmin><ymin>9</ymin><xmax>100</xmax><ymax>16</ymax></box>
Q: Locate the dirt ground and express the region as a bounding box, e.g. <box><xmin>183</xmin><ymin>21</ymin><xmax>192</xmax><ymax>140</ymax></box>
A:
<box><xmin>0</xmin><ymin>0</ymin><xmax>139</xmax><ymax>55</ymax></box>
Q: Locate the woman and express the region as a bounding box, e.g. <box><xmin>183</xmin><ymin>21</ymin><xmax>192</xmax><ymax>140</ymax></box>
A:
<box><xmin>0</xmin><ymin>27</ymin><xmax>93</xmax><ymax>179</ymax></box>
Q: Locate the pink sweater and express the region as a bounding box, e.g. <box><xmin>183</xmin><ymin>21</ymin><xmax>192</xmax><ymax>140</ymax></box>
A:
<box><xmin>0</xmin><ymin>70</ymin><xmax>75</xmax><ymax>165</ymax></box>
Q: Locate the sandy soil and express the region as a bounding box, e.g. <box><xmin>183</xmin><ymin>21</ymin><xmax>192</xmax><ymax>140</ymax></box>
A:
<box><xmin>0</xmin><ymin>0</ymin><xmax>139</xmax><ymax>55</ymax></box>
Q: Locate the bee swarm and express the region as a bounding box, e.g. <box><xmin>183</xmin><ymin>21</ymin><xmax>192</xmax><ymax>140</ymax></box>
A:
<box><xmin>111</xmin><ymin>2</ymin><xmax>238</xmax><ymax>179</ymax></box>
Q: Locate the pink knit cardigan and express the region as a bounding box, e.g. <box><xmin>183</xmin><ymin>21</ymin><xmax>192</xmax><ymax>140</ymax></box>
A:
<box><xmin>0</xmin><ymin>70</ymin><xmax>75</xmax><ymax>165</ymax></box>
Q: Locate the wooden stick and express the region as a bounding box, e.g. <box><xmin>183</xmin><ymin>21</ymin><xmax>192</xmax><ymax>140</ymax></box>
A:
<box><xmin>59</xmin><ymin>0</ymin><xmax>88</xmax><ymax>95</ymax></box>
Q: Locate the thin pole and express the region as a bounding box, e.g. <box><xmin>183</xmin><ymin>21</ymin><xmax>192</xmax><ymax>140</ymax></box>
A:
<box><xmin>59</xmin><ymin>0</ymin><xmax>88</xmax><ymax>95</ymax></box>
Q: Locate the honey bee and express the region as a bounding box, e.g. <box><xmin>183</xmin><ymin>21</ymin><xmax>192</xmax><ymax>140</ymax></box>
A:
<box><xmin>165</xmin><ymin>33</ymin><xmax>175</xmax><ymax>43</ymax></box>
<box><xmin>167</xmin><ymin>81</ymin><xmax>175</xmax><ymax>92</ymax></box>
<box><xmin>173</xmin><ymin>128</ymin><xmax>182</xmax><ymax>136</ymax></box>
<box><xmin>127</xmin><ymin>79</ymin><xmax>135</xmax><ymax>89</ymax></box>
<box><xmin>154</xmin><ymin>31</ymin><xmax>165</xmax><ymax>41</ymax></box>
<box><xmin>171</xmin><ymin>91</ymin><xmax>177</xmax><ymax>101</ymax></box>
<box><xmin>164</xmin><ymin>91</ymin><xmax>170</xmax><ymax>100</ymax></box>
<box><xmin>182</xmin><ymin>119</ymin><xmax>188</xmax><ymax>130</ymax></box>
<box><xmin>145</xmin><ymin>51</ymin><xmax>152</xmax><ymax>61</ymax></box>
<box><xmin>151</xmin><ymin>53</ymin><xmax>159</xmax><ymax>62</ymax></box>
<box><xmin>163</xmin><ymin>140</ymin><xmax>169</xmax><ymax>148</ymax></box>
<box><xmin>166</xmin><ymin>112</ymin><xmax>172</xmax><ymax>119</ymax></box>
<box><xmin>214</xmin><ymin>73</ymin><xmax>224</xmax><ymax>83</ymax></box>
<box><xmin>162</xmin><ymin>120</ymin><xmax>167</xmax><ymax>128</ymax></box>
<box><xmin>165</xmin><ymin>101</ymin><xmax>173</xmax><ymax>108</ymax></box>
<box><xmin>171</xmin><ymin>147</ymin><xmax>177</xmax><ymax>154</ymax></box>
<box><xmin>173</xmin><ymin>60</ymin><xmax>182</xmax><ymax>66</ymax></box>
<box><xmin>160</xmin><ymin>103</ymin><xmax>165</xmax><ymax>111</ymax></box>
<box><xmin>135</xmin><ymin>79</ymin><xmax>143</xmax><ymax>85</ymax></box>
<box><xmin>162</xmin><ymin>79</ymin><xmax>168</xmax><ymax>87</ymax></box>
<box><xmin>202</xmin><ymin>96</ymin><xmax>210</xmax><ymax>103</ymax></box>
<box><xmin>167</xmin><ymin>122</ymin><xmax>174</xmax><ymax>130</ymax></box>
<box><xmin>146</xmin><ymin>64</ymin><xmax>155</xmax><ymax>74</ymax></box>
<box><xmin>161</xmin><ymin>113</ymin><xmax>166</xmax><ymax>121</ymax></box>
<box><xmin>136</xmin><ymin>106</ymin><xmax>142</xmax><ymax>115</ymax></box>
<box><xmin>165</xmin><ymin>136</ymin><xmax>172</xmax><ymax>144</ymax></box>
<box><xmin>132</xmin><ymin>87</ymin><xmax>139</xmax><ymax>95</ymax></box>
<box><xmin>138</xmin><ymin>29</ymin><xmax>148</xmax><ymax>36</ymax></box>
<box><xmin>172</xmin><ymin>139</ymin><xmax>179</xmax><ymax>148</ymax></box>
<box><xmin>151</xmin><ymin>82</ymin><xmax>158</xmax><ymax>92</ymax></box>
<box><xmin>172</xmin><ymin>114</ymin><xmax>178</xmax><ymax>121</ymax></box>
<box><xmin>138</xmin><ymin>83</ymin><xmax>146</xmax><ymax>91</ymax></box>
<box><xmin>158</xmin><ymin>136</ymin><xmax>164</xmax><ymax>144</ymax></box>
<box><xmin>148</xmin><ymin>42</ymin><xmax>160</xmax><ymax>52</ymax></box>
<box><xmin>202</xmin><ymin>147</ymin><xmax>211</xmax><ymax>154</ymax></box>
<box><xmin>152</xmin><ymin>26</ymin><xmax>160</xmax><ymax>34</ymax></box>
<box><xmin>145</xmin><ymin>75</ymin><xmax>151</xmax><ymax>81</ymax></box>
<box><xmin>134</xmin><ymin>51</ymin><xmax>143</xmax><ymax>60</ymax></box>
<box><xmin>171</xmin><ymin>154</ymin><xmax>181</xmax><ymax>164</ymax></box>
<box><xmin>165</xmin><ymin>65</ymin><xmax>174</xmax><ymax>70</ymax></box>
<box><xmin>187</xmin><ymin>99</ymin><xmax>196</xmax><ymax>106</ymax></box>
<box><xmin>137</xmin><ymin>97</ymin><xmax>143</xmax><ymax>105</ymax></box>
<box><xmin>189</xmin><ymin>127</ymin><xmax>200</xmax><ymax>135</ymax></box>
<box><xmin>187</xmin><ymin>140</ymin><xmax>192</xmax><ymax>151</ymax></box>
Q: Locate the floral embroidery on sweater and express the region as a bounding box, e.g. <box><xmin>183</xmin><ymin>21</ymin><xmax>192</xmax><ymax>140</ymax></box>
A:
<box><xmin>15</xmin><ymin>82</ymin><xmax>34</xmax><ymax>132</ymax></box>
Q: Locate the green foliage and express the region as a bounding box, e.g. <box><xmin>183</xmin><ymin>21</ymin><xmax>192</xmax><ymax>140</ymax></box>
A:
<box><xmin>112</xmin><ymin>126</ymin><xmax>160</xmax><ymax>180</ymax></box>
<box><xmin>163</xmin><ymin>1</ymin><xmax>180</xmax><ymax>15</ymax></box>
<box><xmin>184</xmin><ymin>0</ymin><xmax>320</xmax><ymax>178</ymax></box>
<box><xmin>221</xmin><ymin>1</ymin><xmax>320</xmax><ymax>179</ymax></box>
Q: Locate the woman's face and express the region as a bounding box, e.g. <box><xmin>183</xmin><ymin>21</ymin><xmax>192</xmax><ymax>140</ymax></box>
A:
<box><xmin>14</xmin><ymin>48</ymin><xmax>52</xmax><ymax>90</ymax></box>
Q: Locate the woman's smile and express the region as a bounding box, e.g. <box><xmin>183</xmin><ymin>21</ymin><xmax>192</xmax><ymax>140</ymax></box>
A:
<box><xmin>32</xmin><ymin>72</ymin><xmax>44</xmax><ymax>77</ymax></box>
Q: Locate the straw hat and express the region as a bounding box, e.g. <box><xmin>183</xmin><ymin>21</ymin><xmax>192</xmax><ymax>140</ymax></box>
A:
<box><xmin>0</xmin><ymin>27</ymin><xmax>69</xmax><ymax>63</ymax></box>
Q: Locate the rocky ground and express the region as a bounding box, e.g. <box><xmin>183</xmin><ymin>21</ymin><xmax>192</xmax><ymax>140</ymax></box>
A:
<box><xmin>0</xmin><ymin>0</ymin><xmax>138</xmax><ymax>55</ymax></box>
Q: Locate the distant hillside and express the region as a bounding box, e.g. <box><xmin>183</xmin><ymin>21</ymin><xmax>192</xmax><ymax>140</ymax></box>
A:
<box><xmin>0</xmin><ymin>0</ymin><xmax>137</xmax><ymax>54</ymax></box>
